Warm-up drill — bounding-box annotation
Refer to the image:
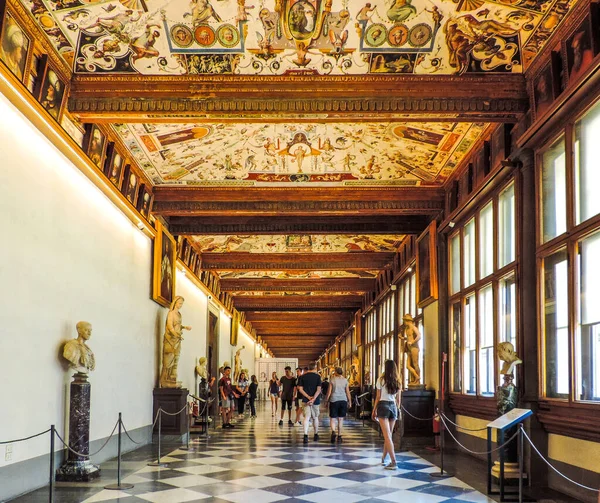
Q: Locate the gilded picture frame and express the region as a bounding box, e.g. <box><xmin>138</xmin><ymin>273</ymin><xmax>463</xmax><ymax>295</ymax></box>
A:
<box><xmin>416</xmin><ymin>220</ymin><xmax>438</xmax><ymax>308</ymax></box>
<box><xmin>33</xmin><ymin>55</ymin><xmax>67</xmax><ymax>123</ymax></box>
<box><xmin>153</xmin><ymin>220</ymin><xmax>176</xmax><ymax>308</ymax></box>
<box><xmin>0</xmin><ymin>4</ymin><xmax>32</xmax><ymax>85</ymax></box>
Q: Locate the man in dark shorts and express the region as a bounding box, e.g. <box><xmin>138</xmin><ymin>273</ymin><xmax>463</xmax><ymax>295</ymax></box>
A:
<box><xmin>294</xmin><ymin>367</ymin><xmax>304</xmax><ymax>425</ymax></box>
<box><xmin>297</xmin><ymin>362</ymin><xmax>322</xmax><ymax>444</ymax></box>
<box><xmin>219</xmin><ymin>366</ymin><xmax>238</xmax><ymax>428</ymax></box>
<box><xmin>279</xmin><ymin>366</ymin><xmax>296</xmax><ymax>426</ymax></box>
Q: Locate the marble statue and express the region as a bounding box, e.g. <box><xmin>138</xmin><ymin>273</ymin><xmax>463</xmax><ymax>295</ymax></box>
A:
<box><xmin>234</xmin><ymin>346</ymin><xmax>245</xmax><ymax>382</ymax></box>
<box><xmin>400</xmin><ymin>314</ymin><xmax>422</xmax><ymax>387</ymax></box>
<box><xmin>63</xmin><ymin>321</ymin><xmax>96</xmax><ymax>373</ymax></box>
<box><xmin>196</xmin><ymin>356</ymin><xmax>208</xmax><ymax>379</ymax></box>
<box><xmin>160</xmin><ymin>296</ymin><xmax>191</xmax><ymax>388</ymax></box>
<box><xmin>349</xmin><ymin>356</ymin><xmax>360</xmax><ymax>386</ymax></box>
<box><xmin>364</xmin><ymin>365</ymin><xmax>371</xmax><ymax>386</ymax></box>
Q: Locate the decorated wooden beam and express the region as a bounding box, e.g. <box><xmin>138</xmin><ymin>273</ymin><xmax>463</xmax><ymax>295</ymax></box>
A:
<box><xmin>245</xmin><ymin>311</ymin><xmax>351</xmax><ymax>321</ymax></box>
<box><xmin>68</xmin><ymin>74</ymin><xmax>527</xmax><ymax>122</ymax></box>
<box><xmin>224</xmin><ymin>278</ymin><xmax>374</xmax><ymax>292</ymax></box>
<box><xmin>201</xmin><ymin>252</ymin><xmax>393</xmax><ymax>272</ymax></box>
<box><xmin>153</xmin><ymin>187</ymin><xmax>444</xmax><ymax>218</ymax></box>
<box><xmin>232</xmin><ymin>294</ymin><xmax>364</xmax><ymax>311</ymax></box>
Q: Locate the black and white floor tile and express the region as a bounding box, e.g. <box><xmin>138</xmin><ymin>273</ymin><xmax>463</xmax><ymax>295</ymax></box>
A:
<box><xmin>12</xmin><ymin>406</ymin><xmax>496</xmax><ymax>503</ymax></box>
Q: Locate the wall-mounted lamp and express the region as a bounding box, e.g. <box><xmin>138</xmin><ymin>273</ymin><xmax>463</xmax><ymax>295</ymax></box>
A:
<box><xmin>448</xmin><ymin>221</ymin><xmax>456</xmax><ymax>228</ymax></box>
<box><xmin>407</xmin><ymin>266</ymin><xmax>413</xmax><ymax>272</ymax></box>
<box><xmin>390</xmin><ymin>285</ymin><xmax>397</xmax><ymax>291</ymax></box>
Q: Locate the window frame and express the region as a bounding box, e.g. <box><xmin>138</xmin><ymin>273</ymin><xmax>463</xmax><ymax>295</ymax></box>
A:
<box><xmin>449</xmin><ymin>178</ymin><xmax>518</xmax><ymax>398</ymax></box>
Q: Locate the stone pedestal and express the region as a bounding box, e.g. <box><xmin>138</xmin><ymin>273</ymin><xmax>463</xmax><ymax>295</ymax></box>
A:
<box><xmin>153</xmin><ymin>387</ymin><xmax>189</xmax><ymax>435</ymax></box>
<box><xmin>401</xmin><ymin>388</ymin><xmax>435</xmax><ymax>437</ymax></box>
<box><xmin>56</xmin><ymin>372</ymin><xmax>100</xmax><ymax>482</ymax></box>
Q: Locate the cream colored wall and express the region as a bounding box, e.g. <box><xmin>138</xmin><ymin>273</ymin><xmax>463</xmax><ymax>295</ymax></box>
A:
<box><xmin>423</xmin><ymin>301</ymin><xmax>439</xmax><ymax>397</ymax></box>
<box><xmin>236</xmin><ymin>328</ymin><xmax>256</xmax><ymax>379</ymax></box>
<box><xmin>0</xmin><ymin>92</ymin><xmax>159</xmax><ymax>467</ymax></box>
<box><xmin>219</xmin><ymin>309</ymin><xmax>233</xmax><ymax>367</ymax></box>
<box><xmin>548</xmin><ymin>434</ymin><xmax>600</xmax><ymax>473</ymax></box>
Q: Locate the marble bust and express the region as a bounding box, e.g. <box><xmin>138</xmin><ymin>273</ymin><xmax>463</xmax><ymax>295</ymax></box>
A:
<box><xmin>63</xmin><ymin>321</ymin><xmax>96</xmax><ymax>373</ymax></box>
<box><xmin>196</xmin><ymin>357</ymin><xmax>208</xmax><ymax>379</ymax></box>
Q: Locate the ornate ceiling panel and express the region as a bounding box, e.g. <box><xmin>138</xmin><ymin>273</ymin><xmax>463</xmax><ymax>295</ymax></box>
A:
<box><xmin>21</xmin><ymin>0</ymin><xmax>573</xmax><ymax>75</ymax></box>
<box><xmin>191</xmin><ymin>234</ymin><xmax>404</xmax><ymax>252</ymax></box>
<box><xmin>219</xmin><ymin>270</ymin><xmax>378</xmax><ymax>278</ymax></box>
<box><xmin>231</xmin><ymin>290</ymin><xmax>364</xmax><ymax>295</ymax></box>
<box><xmin>113</xmin><ymin>121</ymin><xmax>487</xmax><ymax>186</ymax></box>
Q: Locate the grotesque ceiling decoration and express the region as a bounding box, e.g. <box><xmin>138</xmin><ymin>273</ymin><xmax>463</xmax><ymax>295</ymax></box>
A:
<box><xmin>191</xmin><ymin>234</ymin><xmax>405</xmax><ymax>252</ymax></box>
<box><xmin>114</xmin><ymin>121</ymin><xmax>487</xmax><ymax>185</ymax></box>
<box><xmin>219</xmin><ymin>270</ymin><xmax>379</xmax><ymax>278</ymax></box>
<box><xmin>23</xmin><ymin>0</ymin><xmax>572</xmax><ymax>75</ymax></box>
<box><xmin>230</xmin><ymin>290</ymin><xmax>365</xmax><ymax>295</ymax></box>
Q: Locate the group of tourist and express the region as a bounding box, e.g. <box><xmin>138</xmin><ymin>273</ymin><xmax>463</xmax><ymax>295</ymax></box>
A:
<box><xmin>217</xmin><ymin>358</ymin><xmax>402</xmax><ymax>467</ymax></box>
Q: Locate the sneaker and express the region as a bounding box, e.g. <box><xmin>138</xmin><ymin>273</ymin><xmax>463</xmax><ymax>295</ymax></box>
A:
<box><xmin>314</xmin><ymin>433</ymin><xmax>319</xmax><ymax>441</ymax></box>
<box><xmin>288</xmin><ymin>420</ymin><xmax>294</xmax><ymax>426</ymax></box>
<box><xmin>298</xmin><ymin>421</ymin><xmax>302</xmax><ymax>425</ymax></box>
<box><xmin>381</xmin><ymin>455</ymin><xmax>387</xmax><ymax>465</ymax></box>
<box><xmin>337</xmin><ymin>436</ymin><xmax>343</xmax><ymax>443</ymax></box>
<box><xmin>384</xmin><ymin>462</ymin><xmax>397</xmax><ymax>470</ymax></box>
<box><xmin>303</xmin><ymin>435</ymin><xmax>309</xmax><ymax>444</ymax></box>
<box><xmin>228</xmin><ymin>423</ymin><xmax>235</xmax><ymax>428</ymax></box>
<box><xmin>330</xmin><ymin>432</ymin><xmax>336</xmax><ymax>443</ymax></box>
<box><xmin>279</xmin><ymin>419</ymin><xmax>283</xmax><ymax>426</ymax></box>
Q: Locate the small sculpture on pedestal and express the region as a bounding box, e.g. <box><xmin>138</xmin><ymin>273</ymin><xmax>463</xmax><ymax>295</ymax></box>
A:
<box><xmin>160</xmin><ymin>296</ymin><xmax>191</xmax><ymax>388</ymax></box>
<box><xmin>492</xmin><ymin>341</ymin><xmax>523</xmax><ymax>483</ymax></box>
<box><xmin>233</xmin><ymin>346</ymin><xmax>245</xmax><ymax>382</ymax></box>
<box><xmin>400</xmin><ymin>314</ymin><xmax>423</xmax><ymax>389</ymax></box>
<box><xmin>56</xmin><ymin>321</ymin><xmax>100</xmax><ymax>481</ymax></box>
<box><xmin>196</xmin><ymin>357</ymin><xmax>208</xmax><ymax>380</ymax></box>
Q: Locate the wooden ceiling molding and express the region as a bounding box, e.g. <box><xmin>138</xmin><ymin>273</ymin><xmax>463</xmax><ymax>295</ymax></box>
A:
<box><xmin>232</xmin><ymin>294</ymin><xmax>364</xmax><ymax>311</ymax></box>
<box><xmin>170</xmin><ymin>216</ymin><xmax>428</xmax><ymax>235</ymax></box>
<box><xmin>223</xmin><ymin>278</ymin><xmax>374</xmax><ymax>292</ymax></box>
<box><xmin>201</xmin><ymin>252</ymin><xmax>394</xmax><ymax>272</ymax></box>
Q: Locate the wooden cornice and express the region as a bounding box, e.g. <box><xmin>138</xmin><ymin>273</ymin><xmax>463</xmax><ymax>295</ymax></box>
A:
<box><xmin>171</xmin><ymin>215</ymin><xmax>427</xmax><ymax>235</ymax></box>
<box><xmin>154</xmin><ymin>187</ymin><xmax>444</xmax><ymax>218</ymax></box>
<box><xmin>232</xmin><ymin>294</ymin><xmax>364</xmax><ymax>310</ymax></box>
<box><xmin>223</xmin><ymin>278</ymin><xmax>374</xmax><ymax>292</ymax></box>
<box><xmin>68</xmin><ymin>74</ymin><xmax>527</xmax><ymax>121</ymax></box>
<box><xmin>201</xmin><ymin>252</ymin><xmax>393</xmax><ymax>271</ymax></box>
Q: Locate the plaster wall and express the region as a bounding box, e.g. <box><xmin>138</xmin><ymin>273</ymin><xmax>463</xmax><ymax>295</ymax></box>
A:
<box><xmin>423</xmin><ymin>301</ymin><xmax>439</xmax><ymax>396</ymax></box>
<box><xmin>0</xmin><ymin>92</ymin><xmax>158</xmax><ymax>474</ymax></box>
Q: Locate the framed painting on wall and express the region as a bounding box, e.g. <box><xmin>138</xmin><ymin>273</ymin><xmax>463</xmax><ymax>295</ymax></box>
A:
<box><xmin>136</xmin><ymin>184</ymin><xmax>154</xmax><ymax>220</ymax></box>
<box><xmin>532</xmin><ymin>58</ymin><xmax>559</xmax><ymax>120</ymax></box>
<box><xmin>33</xmin><ymin>55</ymin><xmax>67</xmax><ymax>122</ymax></box>
<box><xmin>416</xmin><ymin>221</ymin><xmax>438</xmax><ymax>308</ymax></box>
<box><xmin>563</xmin><ymin>9</ymin><xmax>598</xmax><ymax>85</ymax></box>
<box><xmin>82</xmin><ymin>124</ymin><xmax>107</xmax><ymax>170</ymax></box>
<box><xmin>0</xmin><ymin>6</ymin><xmax>32</xmax><ymax>84</ymax></box>
<box><xmin>490</xmin><ymin>123</ymin><xmax>513</xmax><ymax>172</ymax></box>
<box><xmin>121</xmin><ymin>164</ymin><xmax>139</xmax><ymax>206</ymax></box>
<box><xmin>104</xmin><ymin>143</ymin><xmax>125</xmax><ymax>189</ymax></box>
<box><xmin>153</xmin><ymin>220</ymin><xmax>176</xmax><ymax>308</ymax></box>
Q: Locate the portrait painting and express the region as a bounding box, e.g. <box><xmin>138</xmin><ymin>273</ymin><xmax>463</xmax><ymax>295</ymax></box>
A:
<box><xmin>416</xmin><ymin>221</ymin><xmax>438</xmax><ymax>308</ymax></box>
<box><xmin>121</xmin><ymin>165</ymin><xmax>139</xmax><ymax>206</ymax></box>
<box><xmin>532</xmin><ymin>61</ymin><xmax>557</xmax><ymax>120</ymax></box>
<box><xmin>34</xmin><ymin>57</ymin><xmax>67</xmax><ymax>122</ymax></box>
<box><xmin>490</xmin><ymin>123</ymin><xmax>512</xmax><ymax>172</ymax></box>
<box><xmin>136</xmin><ymin>184</ymin><xmax>154</xmax><ymax>220</ymax></box>
<box><xmin>565</xmin><ymin>16</ymin><xmax>595</xmax><ymax>84</ymax></box>
<box><xmin>83</xmin><ymin>124</ymin><xmax>107</xmax><ymax>169</ymax></box>
<box><xmin>104</xmin><ymin>144</ymin><xmax>125</xmax><ymax>189</ymax></box>
<box><xmin>0</xmin><ymin>11</ymin><xmax>31</xmax><ymax>83</ymax></box>
<box><xmin>153</xmin><ymin>221</ymin><xmax>176</xmax><ymax>308</ymax></box>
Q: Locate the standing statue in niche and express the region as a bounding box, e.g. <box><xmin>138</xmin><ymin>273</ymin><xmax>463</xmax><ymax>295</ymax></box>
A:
<box><xmin>234</xmin><ymin>346</ymin><xmax>245</xmax><ymax>382</ymax></box>
<box><xmin>63</xmin><ymin>321</ymin><xmax>96</xmax><ymax>373</ymax></box>
<box><xmin>400</xmin><ymin>314</ymin><xmax>422</xmax><ymax>388</ymax></box>
<box><xmin>349</xmin><ymin>356</ymin><xmax>360</xmax><ymax>386</ymax></box>
<box><xmin>160</xmin><ymin>296</ymin><xmax>191</xmax><ymax>388</ymax></box>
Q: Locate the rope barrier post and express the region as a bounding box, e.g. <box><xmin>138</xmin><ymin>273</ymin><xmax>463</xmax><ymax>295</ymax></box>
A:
<box><xmin>518</xmin><ymin>424</ymin><xmax>524</xmax><ymax>503</ymax></box>
<box><xmin>105</xmin><ymin>413</ymin><xmax>134</xmax><ymax>490</ymax></box>
<box><xmin>49</xmin><ymin>425</ymin><xmax>55</xmax><ymax>503</ymax></box>
<box><xmin>181</xmin><ymin>403</ymin><xmax>193</xmax><ymax>451</ymax></box>
<box><xmin>431</xmin><ymin>354</ymin><xmax>451</xmax><ymax>478</ymax></box>
<box><xmin>148</xmin><ymin>410</ymin><xmax>168</xmax><ymax>467</ymax></box>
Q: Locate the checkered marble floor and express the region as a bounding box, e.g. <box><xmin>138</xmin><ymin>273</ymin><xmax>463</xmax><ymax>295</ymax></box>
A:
<box><xmin>16</xmin><ymin>405</ymin><xmax>496</xmax><ymax>503</ymax></box>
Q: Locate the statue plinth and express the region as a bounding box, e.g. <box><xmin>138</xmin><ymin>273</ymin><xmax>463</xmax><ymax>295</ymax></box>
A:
<box><xmin>408</xmin><ymin>383</ymin><xmax>426</xmax><ymax>390</ymax></box>
<box><xmin>56</xmin><ymin>372</ymin><xmax>100</xmax><ymax>482</ymax></box>
<box><xmin>153</xmin><ymin>387</ymin><xmax>189</xmax><ymax>435</ymax></box>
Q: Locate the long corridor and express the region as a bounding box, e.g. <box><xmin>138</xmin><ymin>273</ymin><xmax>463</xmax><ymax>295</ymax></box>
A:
<box><xmin>13</xmin><ymin>405</ymin><xmax>494</xmax><ymax>503</ymax></box>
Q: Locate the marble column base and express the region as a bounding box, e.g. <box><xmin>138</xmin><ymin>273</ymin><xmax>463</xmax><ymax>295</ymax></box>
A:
<box><xmin>56</xmin><ymin>460</ymin><xmax>100</xmax><ymax>482</ymax></box>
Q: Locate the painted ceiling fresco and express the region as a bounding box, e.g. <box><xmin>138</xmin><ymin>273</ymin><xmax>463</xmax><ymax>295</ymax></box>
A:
<box><xmin>22</xmin><ymin>0</ymin><xmax>574</xmax><ymax>75</ymax></box>
<box><xmin>114</xmin><ymin>121</ymin><xmax>487</xmax><ymax>185</ymax></box>
<box><xmin>192</xmin><ymin>234</ymin><xmax>404</xmax><ymax>252</ymax></box>
<box><xmin>219</xmin><ymin>270</ymin><xmax>379</xmax><ymax>278</ymax></box>
<box><xmin>230</xmin><ymin>290</ymin><xmax>365</xmax><ymax>295</ymax></box>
